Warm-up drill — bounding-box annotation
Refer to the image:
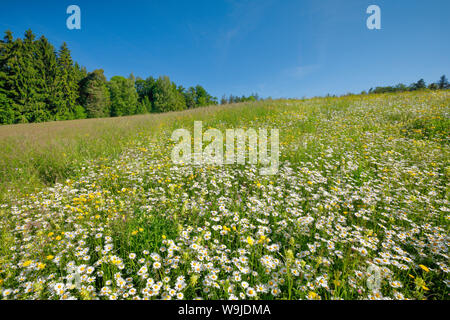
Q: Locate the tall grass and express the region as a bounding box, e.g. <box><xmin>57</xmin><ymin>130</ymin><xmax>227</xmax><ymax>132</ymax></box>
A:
<box><xmin>0</xmin><ymin>90</ymin><xmax>449</xmax><ymax>300</ymax></box>
<box><xmin>1</xmin><ymin>92</ymin><xmax>448</xmax><ymax>201</ymax></box>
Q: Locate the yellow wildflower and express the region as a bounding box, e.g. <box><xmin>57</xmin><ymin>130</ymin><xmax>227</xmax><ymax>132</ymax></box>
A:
<box><xmin>23</xmin><ymin>260</ymin><xmax>32</xmax><ymax>267</ymax></box>
<box><xmin>308</xmin><ymin>291</ymin><xmax>317</xmax><ymax>299</ymax></box>
<box><xmin>419</xmin><ymin>265</ymin><xmax>430</xmax><ymax>272</ymax></box>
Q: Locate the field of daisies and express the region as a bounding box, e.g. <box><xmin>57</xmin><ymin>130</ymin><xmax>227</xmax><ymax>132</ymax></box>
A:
<box><xmin>0</xmin><ymin>90</ymin><xmax>448</xmax><ymax>300</ymax></box>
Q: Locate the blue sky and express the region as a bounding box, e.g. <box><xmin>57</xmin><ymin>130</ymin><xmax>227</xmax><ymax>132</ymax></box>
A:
<box><xmin>1</xmin><ymin>0</ymin><xmax>449</xmax><ymax>98</ymax></box>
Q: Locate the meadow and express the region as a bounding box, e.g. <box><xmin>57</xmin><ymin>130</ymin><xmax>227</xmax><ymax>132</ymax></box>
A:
<box><xmin>0</xmin><ymin>90</ymin><xmax>448</xmax><ymax>300</ymax></box>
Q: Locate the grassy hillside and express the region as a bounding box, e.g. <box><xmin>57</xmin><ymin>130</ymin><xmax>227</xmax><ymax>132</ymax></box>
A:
<box><xmin>0</xmin><ymin>90</ymin><xmax>449</xmax><ymax>300</ymax></box>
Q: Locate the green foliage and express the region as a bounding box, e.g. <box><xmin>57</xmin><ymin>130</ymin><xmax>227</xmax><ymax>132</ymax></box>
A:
<box><xmin>411</xmin><ymin>79</ymin><xmax>426</xmax><ymax>91</ymax></box>
<box><xmin>366</xmin><ymin>76</ymin><xmax>449</xmax><ymax>95</ymax></box>
<box><xmin>221</xmin><ymin>93</ymin><xmax>260</xmax><ymax>104</ymax></box>
<box><xmin>0</xmin><ymin>91</ymin><xmax>448</xmax><ymax>300</ymax></box>
<box><xmin>151</xmin><ymin>76</ymin><xmax>186</xmax><ymax>113</ymax></box>
<box><xmin>438</xmin><ymin>75</ymin><xmax>449</xmax><ymax>90</ymax></box>
<box><xmin>79</xmin><ymin>69</ymin><xmax>111</xmax><ymax>118</ymax></box>
<box><xmin>183</xmin><ymin>86</ymin><xmax>197</xmax><ymax>109</ymax></box>
<box><xmin>72</xmin><ymin>104</ymin><xmax>87</xmax><ymax>119</ymax></box>
<box><xmin>15</xmin><ymin>30</ymin><xmax>47</xmax><ymax>123</ymax></box>
<box><xmin>182</xmin><ymin>85</ymin><xmax>218</xmax><ymax>108</ymax></box>
<box><xmin>108</xmin><ymin>75</ymin><xmax>138</xmax><ymax>117</ymax></box>
<box><xmin>54</xmin><ymin>43</ymin><xmax>83</xmax><ymax>120</ymax></box>
<box><xmin>3</xmin><ymin>28</ymin><xmax>444</xmax><ymax>126</ymax></box>
<box><xmin>135</xmin><ymin>77</ymin><xmax>218</xmax><ymax>113</ymax></box>
<box><xmin>195</xmin><ymin>85</ymin><xmax>217</xmax><ymax>107</ymax></box>
<box><xmin>0</xmin><ymin>29</ymin><xmax>219</xmax><ymax>125</ymax></box>
<box><xmin>0</xmin><ymin>30</ymin><xmax>88</xmax><ymax>124</ymax></box>
<box><xmin>34</xmin><ymin>36</ymin><xmax>59</xmax><ymax>118</ymax></box>
<box><xmin>0</xmin><ymin>92</ymin><xmax>14</xmax><ymax>124</ymax></box>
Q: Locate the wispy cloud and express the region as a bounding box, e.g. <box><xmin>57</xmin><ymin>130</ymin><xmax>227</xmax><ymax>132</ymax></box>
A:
<box><xmin>216</xmin><ymin>0</ymin><xmax>274</xmax><ymax>54</ymax></box>
<box><xmin>284</xmin><ymin>64</ymin><xmax>321</xmax><ymax>79</ymax></box>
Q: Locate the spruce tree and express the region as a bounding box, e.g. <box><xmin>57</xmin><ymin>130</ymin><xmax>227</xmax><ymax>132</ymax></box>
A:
<box><xmin>0</xmin><ymin>30</ymin><xmax>18</xmax><ymax>123</ymax></box>
<box><xmin>34</xmin><ymin>36</ymin><xmax>59</xmax><ymax>119</ymax></box>
<box><xmin>15</xmin><ymin>30</ymin><xmax>50</xmax><ymax>123</ymax></box>
<box><xmin>56</xmin><ymin>42</ymin><xmax>82</xmax><ymax>120</ymax></box>
<box><xmin>79</xmin><ymin>69</ymin><xmax>111</xmax><ymax>118</ymax></box>
<box><xmin>438</xmin><ymin>75</ymin><xmax>449</xmax><ymax>90</ymax></box>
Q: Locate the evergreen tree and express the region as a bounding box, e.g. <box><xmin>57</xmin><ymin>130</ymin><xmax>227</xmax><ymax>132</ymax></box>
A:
<box><xmin>34</xmin><ymin>36</ymin><xmax>59</xmax><ymax>118</ymax></box>
<box><xmin>428</xmin><ymin>83</ymin><xmax>438</xmax><ymax>90</ymax></box>
<box><xmin>0</xmin><ymin>30</ymin><xmax>19</xmax><ymax>122</ymax></box>
<box><xmin>438</xmin><ymin>75</ymin><xmax>449</xmax><ymax>90</ymax></box>
<box><xmin>16</xmin><ymin>30</ymin><xmax>45</xmax><ymax>122</ymax></box>
<box><xmin>13</xmin><ymin>30</ymin><xmax>54</xmax><ymax>122</ymax></box>
<box><xmin>55</xmin><ymin>42</ymin><xmax>82</xmax><ymax>120</ymax></box>
<box><xmin>0</xmin><ymin>30</ymin><xmax>89</xmax><ymax>124</ymax></box>
<box><xmin>74</xmin><ymin>62</ymin><xmax>88</xmax><ymax>82</ymax></box>
<box><xmin>79</xmin><ymin>69</ymin><xmax>111</xmax><ymax>118</ymax></box>
<box><xmin>411</xmin><ymin>79</ymin><xmax>426</xmax><ymax>91</ymax></box>
<box><xmin>220</xmin><ymin>95</ymin><xmax>227</xmax><ymax>105</ymax></box>
<box><xmin>0</xmin><ymin>92</ymin><xmax>14</xmax><ymax>124</ymax></box>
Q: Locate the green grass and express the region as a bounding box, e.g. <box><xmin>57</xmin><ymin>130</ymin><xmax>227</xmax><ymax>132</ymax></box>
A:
<box><xmin>0</xmin><ymin>90</ymin><xmax>449</xmax><ymax>300</ymax></box>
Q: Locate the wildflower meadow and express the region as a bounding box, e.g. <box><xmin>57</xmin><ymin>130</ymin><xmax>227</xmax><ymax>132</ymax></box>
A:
<box><xmin>0</xmin><ymin>90</ymin><xmax>448</xmax><ymax>300</ymax></box>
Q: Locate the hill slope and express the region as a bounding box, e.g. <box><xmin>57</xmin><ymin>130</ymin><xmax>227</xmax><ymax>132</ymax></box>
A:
<box><xmin>0</xmin><ymin>90</ymin><xmax>449</xmax><ymax>299</ymax></box>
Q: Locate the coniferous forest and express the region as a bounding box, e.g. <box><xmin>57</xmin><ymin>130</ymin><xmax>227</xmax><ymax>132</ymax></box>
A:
<box><xmin>0</xmin><ymin>30</ymin><xmax>223</xmax><ymax>125</ymax></box>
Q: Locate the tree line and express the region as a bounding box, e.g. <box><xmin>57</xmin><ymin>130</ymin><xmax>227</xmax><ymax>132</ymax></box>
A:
<box><xmin>364</xmin><ymin>76</ymin><xmax>449</xmax><ymax>95</ymax></box>
<box><xmin>220</xmin><ymin>93</ymin><xmax>260</xmax><ymax>105</ymax></box>
<box><xmin>1</xmin><ymin>30</ymin><xmax>248</xmax><ymax>125</ymax></box>
<box><xmin>3</xmin><ymin>30</ymin><xmax>446</xmax><ymax>125</ymax></box>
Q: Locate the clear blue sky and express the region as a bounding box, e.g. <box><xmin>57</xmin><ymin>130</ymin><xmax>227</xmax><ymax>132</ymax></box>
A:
<box><xmin>1</xmin><ymin>0</ymin><xmax>449</xmax><ymax>98</ymax></box>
